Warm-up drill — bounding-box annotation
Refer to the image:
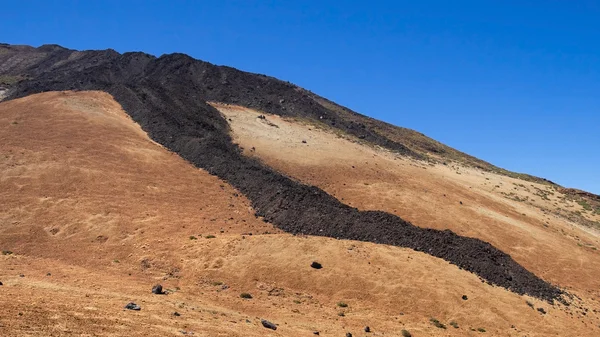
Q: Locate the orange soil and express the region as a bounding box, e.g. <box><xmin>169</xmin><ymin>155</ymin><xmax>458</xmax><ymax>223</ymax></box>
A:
<box><xmin>0</xmin><ymin>92</ymin><xmax>598</xmax><ymax>336</ymax></box>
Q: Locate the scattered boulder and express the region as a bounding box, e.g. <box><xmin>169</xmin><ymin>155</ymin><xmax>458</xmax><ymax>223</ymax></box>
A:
<box><xmin>462</xmin><ymin>295</ymin><xmax>468</xmax><ymax>300</ymax></box>
<box><xmin>46</xmin><ymin>272</ymin><xmax>51</xmax><ymax>277</ymax></box>
<box><xmin>152</xmin><ymin>284</ymin><xmax>164</xmax><ymax>294</ymax></box>
<box><xmin>364</xmin><ymin>326</ymin><xmax>371</xmax><ymax>333</ymax></box>
<box><xmin>313</xmin><ymin>331</ymin><xmax>320</xmax><ymax>335</ymax></box>
<box><xmin>173</xmin><ymin>312</ymin><xmax>181</xmax><ymax>317</ymax></box>
<box><xmin>19</xmin><ymin>274</ymin><xmax>24</xmax><ymax>278</ymax></box>
<box><xmin>310</xmin><ymin>261</ymin><xmax>322</xmax><ymax>269</ymax></box>
<box><xmin>346</xmin><ymin>333</ymin><xmax>353</xmax><ymax>337</ymax></box>
<box><xmin>537</xmin><ymin>307</ymin><xmax>547</xmax><ymax>314</ymax></box>
<box><xmin>302</xmin><ymin>140</ymin><xmax>307</xmax><ymax>144</ymax></box>
<box><xmin>0</xmin><ymin>281</ymin><xmax>3</xmax><ymax>286</ymax></box>
<box><xmin>124</xmin><ymin>302</ymin><xmax>141</xmax><ymax>311</ymax></box>
<box><xmin>261</xmin><ymin>319</ymin><xmax>277</xmax><ymax>330</ymax></box>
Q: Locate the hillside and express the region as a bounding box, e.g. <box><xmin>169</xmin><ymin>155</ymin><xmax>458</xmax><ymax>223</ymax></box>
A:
<box><xmin>1</xmin><ymin>44</ymin><xmax>600</xmax><ymax>336</ymax></box>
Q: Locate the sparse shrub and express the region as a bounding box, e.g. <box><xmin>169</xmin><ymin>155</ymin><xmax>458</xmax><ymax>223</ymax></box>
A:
<box><xmin>205</xmin><ymin>235</ymin><xmax>216</xmax><ymax>239</ymax></box>
<box><xmin>450</xmin><ymin>321</ymin><xmax>459</xmax><ymax>328</ymax></box>
<box><xmin>401</xmin><ymin>330</ymin><xmax>412</xmax><ymax>337</ymax></box>
<box><xmin>1</xmin><ymin>250</ymin><xmax>13</xmax><ymax>255</ymax></box>
<box><xmin>113</xmin><ymin>259</ymin><xmax>120</xmax><ymax>263</ymax></box>
<box><xmin>526</xmin><ymin>300</ymin><xmax>534</xmax><ymax>308</ymax></box>
<box><xmin>430</xmin><ymin>318</ymin><xmax>446</xmax><ymax>329</ymax></box>
<box><xmin>293</xmin><ymin>300</ymin><xmax>301</xmax><ymax>304</ymax></box>
<box><xmin>240</xmin><ymin>292</ymin><xmax>252</xmax><ymax>299</ymax></box>
<box><xmin>211</xmin><ymin>281</ymin><xmax>223</xmax><ymax>286</ymax></box>
<box><xmin>337</xmin><ymin>302</ymin><xmax>348</xmax><ymax>308</ymax></box>
<box><xmin>477</xmin><ymin>328</ymin><xmax>486</xmax><ymax>332</ymax></box>
<box><xmin>189</xmin><ymin>235</ymin><xmax>197</xmax><ymax>240</ymax></box>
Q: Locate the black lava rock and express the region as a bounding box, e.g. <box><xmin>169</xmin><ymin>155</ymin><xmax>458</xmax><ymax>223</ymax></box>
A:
<box><xmin>124</xmin><ymin>302</ymin><xmax>141</xmax><ymax>311</ymax></box>
<box><xmin>152</xmin><ymin>284</ymin><xmax>164</xmax><ymax>294</ymax></box>
<box><xmin>261</xmin><ymin>319</ymin><xmax>277</xmax><ymax>330</ymax></box>
<box><xmin>310</xmin><ymin>261</ymin><xmax>323</xmax><ymax>269</ymax></box>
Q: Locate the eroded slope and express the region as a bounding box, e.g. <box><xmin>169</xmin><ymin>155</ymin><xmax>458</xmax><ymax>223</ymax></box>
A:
<box><xmin>2</xmin><ymin>92</ymin><xmax>595</xmax><ymax>336</ymax></box>
<box><xmin>216</xmin><ymin>103</ymin><xmax>600</xmax><ymax>299</ymax></box>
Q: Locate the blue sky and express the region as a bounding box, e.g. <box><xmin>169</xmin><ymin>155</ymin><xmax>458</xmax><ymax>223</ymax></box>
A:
<box><xmin>2</xmin><ymin>1</ymin><xmax>599</xmax><ymax>193</ymax></box>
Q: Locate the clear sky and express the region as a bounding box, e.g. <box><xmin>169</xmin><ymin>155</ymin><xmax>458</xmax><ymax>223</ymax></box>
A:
<box><xmin>2</xmin><ymin>1</ymin><xmax>599</xmax><ymax>193</ymax></box>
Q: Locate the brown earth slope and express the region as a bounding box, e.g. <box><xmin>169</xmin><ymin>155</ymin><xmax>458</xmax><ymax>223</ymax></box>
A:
<box><xmin>1</xmin><ymin>92</ymin><xmax>599</xmax><ymax>336</ymax></box>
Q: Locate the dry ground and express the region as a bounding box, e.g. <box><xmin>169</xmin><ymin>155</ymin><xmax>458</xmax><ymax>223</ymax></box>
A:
<box><xmin>0</xmin><ymin>92</ymin><xmax>599</xmax><ymax>336</ymax></box>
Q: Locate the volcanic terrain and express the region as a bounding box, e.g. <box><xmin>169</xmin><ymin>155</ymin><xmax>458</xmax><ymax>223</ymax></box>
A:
<box><xmin>1</xmin><ymin>44</ymin><xmax>600</xmax><ymax>336</ymax></box>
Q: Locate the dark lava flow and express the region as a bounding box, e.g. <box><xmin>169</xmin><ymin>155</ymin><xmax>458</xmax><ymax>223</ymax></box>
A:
<box><xmin>0</xmin><ymin>44</ymin><xmax>562</xmax><ymax>302</ymax></box>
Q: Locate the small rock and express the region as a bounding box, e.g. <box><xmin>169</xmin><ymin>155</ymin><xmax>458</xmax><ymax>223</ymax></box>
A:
<box><xmin>459</xmin><ymin>201</ymin><xmax>463</xmax><ymax>205</ymax></box>
<box><xmin>313</xmin><ymin>331</ymin><xmax>320</xmax><ymax>335</ymax></box>
<box><xmin>346</xmin><ymin>333</ymin><xmax>353</xmax><ymax>337</ymax></box>
<box><xmin>364</xmin><ymin>326</ymin><xmax>371</xmax><ymax>332</ymax></box>
<box><xmin>0</xmin><ymin>281</ymin><xmax>3</xmax><ymax>286</ymax></box>
<box><xmin>310</xmin><ymin>261</ymin><xmax>322</xmax><ymax>269</ymax></box>
<box><xmin>302</xmin><ymin>140</ymin><xmax>307</xmax><ymax>144</ymax></box>
<box><xmin>261</xmin><ymin>319</ymin><xmax>277</xmax><ymax>330</ymax></box>
<box><xmin>152</xmin><ymin>284</ymin><xmax>164</xmax><ymax>294</ymax></box>
<box><xmin>46</xmin><ymin>272</ymin><xmax>51</xmax><ymax>277</ymax></box>
<box><xmin>462</xmin><ymin>295</ymin><xmax>468</xmax><ymax>300</ymax></box>
<box><xmin>173</xmin><ymin>312</ymin><xmax>181</xmax><ymax>317</ymax></box>
<box><xmin>124</xmin><ymin>302</ymin><xmax>141</xmax><ymax>311</ymax></box>
<box><xmin>537</xmin><ymin>307</ymin><xmax>547</xmax><ymax>314</ymax></box>
<box><xmin>19</xmin><ymin>274</ymin><xmax>24</xmax><ymax>278</ymax></box>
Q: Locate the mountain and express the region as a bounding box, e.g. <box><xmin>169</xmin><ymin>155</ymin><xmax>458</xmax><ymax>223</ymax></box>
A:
<box><xmin>1</xmin><ymin>43</ymin><xmax>599</xmax><ymax>336</ymax></box>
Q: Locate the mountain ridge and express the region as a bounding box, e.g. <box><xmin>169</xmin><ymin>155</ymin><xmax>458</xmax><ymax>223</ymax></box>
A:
<box><xmin>0</xmin><ymin>43</ymin><xmax>587</xmax><ymax>191</ymax></box>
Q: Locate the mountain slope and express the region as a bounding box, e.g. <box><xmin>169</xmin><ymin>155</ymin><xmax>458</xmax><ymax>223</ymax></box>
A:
<box><xmin>0</xmin><ymin>43</ymin><xmax>567</xmax><ymax>301</ymax></box>
<box><xmin>1</xmin><ymin>91</ymin><xmax>597</xmax><ymax>337</ymax></box>
<box><xmin>216</xmin><ymin>103</ymin><xmax>600</xmax><ymax>292</ymax></box>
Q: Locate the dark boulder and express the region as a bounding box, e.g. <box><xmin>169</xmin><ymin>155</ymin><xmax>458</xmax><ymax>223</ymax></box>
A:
<box><xmin>152</xmin><ymin>284</ymin><xmax>164</xmax><ymax>294</ymax></box>
<box><xmin>124</xmin><ymin>302</ymin><xmax>141</xmax><ymax>311</ymax></box>
<box><xmin>310</xmin><ymin>261</ymin><xmax>323</xmax><ymax>269</ymax></box>
<box><xmin>261</xmin><ymin>319</ymin><xmax>277</xmax><ymax>330</ymax></box>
